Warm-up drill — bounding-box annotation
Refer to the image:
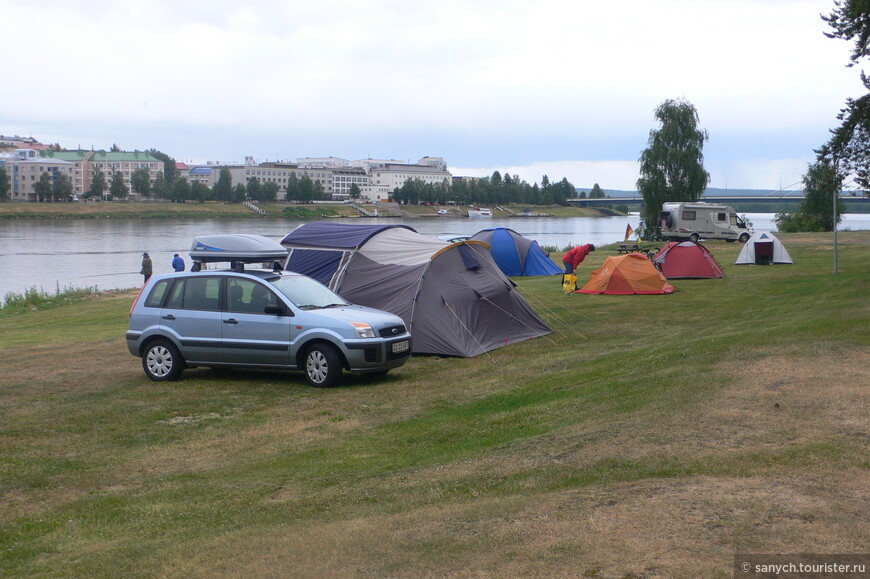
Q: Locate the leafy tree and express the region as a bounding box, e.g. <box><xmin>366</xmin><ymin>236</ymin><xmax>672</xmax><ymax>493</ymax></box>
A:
<box><xmin>110</xmin><ymin>171</ymin><xmax>129</xmax><ymax>199</ymax></box>
<box><xmin>297</xmin><ymin>175</ymin><xmax>315</xmax><ymax>202</ymax></box>
<box><xmin>110</xmin><ymin>143</ymin><xmax>121</xmax><ymax>152</ymax></box>
<box><xmin>246</xmin><ymin>177</ymin><xmax>261</xmax><ymax>201</ymax></box>
<box><xmin>171</xmin><ymin>177</ymin><xmax>190</xmax><ymax>203</ymax></box>
<box><xmin>191</xmin><ymin>181</ymin><xmax>210</xmax><ymax>203</ymax></box>
<box><xmin>0</xmin><ymin>168</ymin><xmax>11</xmax><ymax>201</ymax></box>
<box><xmin>313</xmin><ymin>179</ymin><xmax>324</xmax><ymax>201</ymax></box>
<box><xmin>262</xmin><ymin>181</ymin><xmax>279</xmax><ymax>202</ymax></box>
<box><xmin>636</xmin><ymin>98</ymin><xmax>710</xmax><ymax>237</ymax></box>
<box><xmin>131</xmin><ymin>167</ymin><xmax>151</xmax><ymax>197</ymax></box>
<box><xmin>214</xmin><ymin>167</ymin><xmax>233</xmax><ymax>202</ymax></box>
<box><xmin>147</xmin><ymin>149</ymin><xmax>178</xmax><ymax>183</ymax></box>
<box><xmin>285</xmin><ymin>172</ymin><xmax>300</xmax><ymax>201</ymax></box>
<box><xmin>151</xmin><ymin>172</ymin><xmax>167</xmax><ymax>200</ymax></box>
<box><xmin>820</xmin><ymin>1</ymin><xmax>870</xmax><ymax>191</ymax></box>
<box><xmin>775</xmin><ymin>160</ymin><xmax>846</xmax><ymax>232</ymax></box>
<box><xmin>52</xmin><ymin>172</ymin><xmax>74</xmax><ymax>201</ymax></box>
<box><xmin>88</xmin><ymin>169</ymin><xmax>108</xmax><ymax>200</ymax></box>
<box><xmin>589</xmin><ymin>183</ymin><xmax>605</xmax><ymax>198</ymax></box>
<box><xmin>34</xmin><ymin>172</ymin><xmax>53</xmax><ymax>202</ymax></box>
<box><xmin>349</xmin><ymin>183</ymin><xmax>361</xmax><ymax>199</ymax></box>
<box><xmin>232</xmin><ymin>183</ymin><xmax>247</xmax><ymax>203</ymax></box>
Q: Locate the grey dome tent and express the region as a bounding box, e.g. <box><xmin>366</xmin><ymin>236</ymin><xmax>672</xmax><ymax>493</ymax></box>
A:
<box><xmin>281</xmin><ymin>222</ymin><xmax>551</xmax><ymax>357</ymax></box>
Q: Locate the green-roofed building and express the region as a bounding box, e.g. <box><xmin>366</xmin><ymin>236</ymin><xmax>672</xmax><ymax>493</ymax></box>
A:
<box><xmin>39</xmin><ymin>149</ymin><xmax>164</xmax><ymax>199</ymax></box>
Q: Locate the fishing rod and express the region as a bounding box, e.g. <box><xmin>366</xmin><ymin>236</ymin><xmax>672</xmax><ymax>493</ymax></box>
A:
<box><xmin>62</xmin><ymin>271</ymin><xmax>140</xmax><ymax>281</ymax></box>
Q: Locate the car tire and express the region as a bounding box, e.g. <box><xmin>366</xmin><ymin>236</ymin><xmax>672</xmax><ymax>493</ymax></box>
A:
<box><xmin>304</xmin><ymin>344</ymin><xmax>342</xmax><ymax>388</ymax></box>
<box><xmin>739</xmin><ymin>233</ymin><xmax>750</xmax><ymax>243</ymax></box>
<box><xmin>143</xmin><ymin>339</ymin><xmax>184</xmax><ymax>381</ymax></box>
<box><xmin>689</xmin><ymin>233</ymin><xmax>700</xmax><ymax>243</ymax></box>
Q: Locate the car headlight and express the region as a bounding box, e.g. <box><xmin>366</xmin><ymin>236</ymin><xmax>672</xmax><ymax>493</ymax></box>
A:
<box><xmin>349</xmin><ymin>322</ymin><xmax>376</xmax><ymax>338</ymax></box>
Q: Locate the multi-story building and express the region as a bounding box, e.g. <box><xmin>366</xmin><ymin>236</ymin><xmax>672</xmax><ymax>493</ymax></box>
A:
<box><xmin>361</xmin><ymin>157</ymin><xmax>452</xmax><ymax>192</ymax></box>
<box><xmin>35</xmin><ymin>150</ymin><xmax>164</xmax><ymax>198</ymax></box>
<box><xmin>190</xmin><ymin>162</ymin><xmax>339</xmax><ymax>198</ymax></box>
<box><xmin>192</xmin><ymin>156</ymin><xmax>452</xmax><ymax>203</ymax></box>
<box><xmin>0</xmin><ymin>149</ymin><xmax>76</xmax><ymax>201</ymax></box>
<box><xmin>332</xmin><ymin>167</ymin><xmax>369</xmax><ymax>198</ymax></box>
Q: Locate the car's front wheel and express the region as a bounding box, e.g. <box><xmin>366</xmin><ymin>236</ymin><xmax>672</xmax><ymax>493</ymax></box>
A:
<box><xmin>143</xmin><ymin>339</ymin><xmax>184</xmax><ymax>381</ymax></box>
<box><xmin>304</xmin><ymin>344</ymin><xmax>342</xmax><ymax>388</ymax></box>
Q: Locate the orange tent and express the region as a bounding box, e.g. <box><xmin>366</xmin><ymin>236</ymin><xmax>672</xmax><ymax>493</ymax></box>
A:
<box><xmin>577</xmin><ymin>253</ymin><xmax>675</xmax><ymax>295</ymax></box>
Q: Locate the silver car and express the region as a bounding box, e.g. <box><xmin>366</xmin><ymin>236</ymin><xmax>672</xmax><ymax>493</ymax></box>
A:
<box><xmin>126</xmin><ymin>269</ymin><xmax>412</xmax><ymax>387</ymax></box>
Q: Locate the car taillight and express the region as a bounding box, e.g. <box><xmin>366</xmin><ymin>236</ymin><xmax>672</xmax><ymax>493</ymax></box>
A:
<box><xmin>129</xmin><ymin>285</ymin><xmax>146</xmax><ymax>316</ymax></box>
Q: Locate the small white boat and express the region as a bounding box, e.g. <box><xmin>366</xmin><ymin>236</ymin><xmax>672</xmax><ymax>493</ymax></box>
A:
<box><xmin>467</xmin><ymin>207</ymin><xmax>492</xmax><ymax>218</ymax></box>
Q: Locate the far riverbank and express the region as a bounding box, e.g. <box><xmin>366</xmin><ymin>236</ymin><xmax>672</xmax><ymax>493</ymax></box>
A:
<box><xmin>0</xmin><ymin>201</ymin><xmax>602</xmax><ymax>220</ymax></box>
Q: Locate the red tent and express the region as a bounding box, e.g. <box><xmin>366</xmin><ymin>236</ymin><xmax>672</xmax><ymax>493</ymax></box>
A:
<box><xmin>653</xmin><ymin>241</ymin><xmax>725</xmax><ymax>279</ymax></box>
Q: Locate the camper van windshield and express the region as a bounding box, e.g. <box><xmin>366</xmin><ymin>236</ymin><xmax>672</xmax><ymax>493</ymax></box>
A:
<box><xmin>270</xmin><ymin>275</ymin><xmax>349</xmax><ymax>310</ymax></box>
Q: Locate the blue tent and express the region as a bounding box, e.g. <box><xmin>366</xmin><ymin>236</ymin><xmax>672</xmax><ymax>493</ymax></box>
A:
<box><xmin>469</xmin><ymin>227</ymin><xmax>562</xmax><ymax>276</ymax></box>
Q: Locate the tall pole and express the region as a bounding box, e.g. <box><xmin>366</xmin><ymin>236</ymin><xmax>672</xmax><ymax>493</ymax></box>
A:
<box><xmin>833</xmin><ymin>186</ymin><xmax>838</xmax><ymax>274</ymax></box>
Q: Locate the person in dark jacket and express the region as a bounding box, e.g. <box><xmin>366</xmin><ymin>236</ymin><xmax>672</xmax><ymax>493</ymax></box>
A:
<box><xmin>172</xmin><ymin>253</ymin><xmax>185</xmax><ymax>272</ymax></box>
<box><xmin>141</xmin><ymin>252</ymin><xmax>153</xmax><ymax>283</ymax></box>
<box><xmin>562</xmin><ymin>244</ymin><xmax>595</xmax><ymax>274</ymax></box>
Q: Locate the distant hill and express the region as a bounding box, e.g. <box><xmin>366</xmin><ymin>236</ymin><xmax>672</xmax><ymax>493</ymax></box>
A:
<box><xmin>574</xmin><ymin>187</ymin><xmax>805</xmax><ymax>198</ymax></box>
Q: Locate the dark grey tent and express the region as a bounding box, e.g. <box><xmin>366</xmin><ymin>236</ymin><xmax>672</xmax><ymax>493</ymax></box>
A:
<box><xmin>281</xmin><ymin>222</ymin><xmax>551</xmax><ymax>357</ymax></box>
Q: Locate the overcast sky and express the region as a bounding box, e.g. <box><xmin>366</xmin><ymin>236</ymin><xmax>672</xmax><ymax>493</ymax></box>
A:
<box><xmin>1</xmin><ymin>0</ymin><xmax>863</xmax><ymax>191</ymax></box>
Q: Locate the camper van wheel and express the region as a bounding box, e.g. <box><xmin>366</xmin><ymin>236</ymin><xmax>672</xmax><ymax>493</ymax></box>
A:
<box><xmin>689</xmin><ymin>233</ymin><xmax>700</xmax><ymax>243</ymax></box>
<box><xmin>304</xmin><ymin>344</ymin><xmax>342</xmax><ymax>388</ymax></box>
<box><xmin>739</xmin><ymin>233</ymin><xmax>750</xmax><ymax>243</ymax></box>
<box><xmin>143</xmin><ymin>339</ymin><xmax>184</xmax><ymax>382</ymax></box>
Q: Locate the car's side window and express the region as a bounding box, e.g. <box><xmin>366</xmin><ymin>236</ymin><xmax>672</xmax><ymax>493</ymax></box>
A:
<box><xmin>165</xmin><ymin>277</ymin><xmax>221</xmax><ymax>311</ymax></box>
<box><xmin>185</xmin><ymin>277</ymin><xmax>221</xmax><ymax>311</ymax></box>
<box><xmin>166</xmin><ymin>279</ymin><xmax>186</xmax><ymax>309</ymax></box>
<box><xmin>144</xmin><ymin>280</ymin><xmax>170</xmax><ymax>308</ymax></box>
<box><xmin>226</xmin><ymin>278</ymin><xmax>278</xmax><ymax>314</ymax></box>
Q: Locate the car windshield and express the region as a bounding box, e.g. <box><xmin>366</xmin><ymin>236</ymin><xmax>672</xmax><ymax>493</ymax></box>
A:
<box><xmin>268</xmin><ymin>275</ymin><xmax>349</xmax><ymax>309</ymax></box>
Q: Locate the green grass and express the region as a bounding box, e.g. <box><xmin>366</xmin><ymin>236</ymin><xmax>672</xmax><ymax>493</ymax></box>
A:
<box><xmin>1</xmin><ymin>232</ymin><xmax>868</xmax><ymax>577</ymax></box>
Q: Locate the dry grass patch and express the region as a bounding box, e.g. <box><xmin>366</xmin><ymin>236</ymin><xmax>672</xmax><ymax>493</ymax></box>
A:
<box><xmin>148</xmin><ymin>473</ymin><xmax>869</xmax><ymax>578</ymax></box>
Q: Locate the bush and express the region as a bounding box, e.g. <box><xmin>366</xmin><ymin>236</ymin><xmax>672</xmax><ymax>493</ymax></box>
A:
<box><xmin>774</xmin><ymin>212</ymin><xmax>826</xmax><ymax>233</ymax></box>
<box><xmin>1</xmin><ymin>285</ymin><xmax>99</xmax><ymax>314</ymax></box>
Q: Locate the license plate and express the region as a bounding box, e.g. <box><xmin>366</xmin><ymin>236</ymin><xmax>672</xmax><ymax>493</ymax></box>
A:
<box><xmin>391</xmin><ymin>340</ymin><xmax>409</xmax><ymax>354</ymax></box>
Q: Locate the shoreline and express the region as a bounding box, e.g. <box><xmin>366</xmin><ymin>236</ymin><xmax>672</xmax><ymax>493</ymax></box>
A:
<box><xmin>0</xmin><ymin>201</ymin><xmax>604</xmax><ymax>220</ymax></box>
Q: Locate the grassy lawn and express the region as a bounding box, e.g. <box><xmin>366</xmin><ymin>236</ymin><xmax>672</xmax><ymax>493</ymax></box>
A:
<box><xmin>1</xmin><ymin>233</ymin><xmax>868</xmax><ymax>577</ymax></box>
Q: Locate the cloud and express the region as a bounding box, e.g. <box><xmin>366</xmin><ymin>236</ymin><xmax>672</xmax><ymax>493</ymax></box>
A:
<box><xmin>0</xmin><ymin>0</ymin><xmax>859</xmax><ymax>190</ymax></box>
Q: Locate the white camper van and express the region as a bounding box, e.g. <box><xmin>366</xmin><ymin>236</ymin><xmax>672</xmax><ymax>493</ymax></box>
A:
<box><xmin>657</xmin><ymin>202</ymin><xmax>752</xmax><ymax>243</ymax></box>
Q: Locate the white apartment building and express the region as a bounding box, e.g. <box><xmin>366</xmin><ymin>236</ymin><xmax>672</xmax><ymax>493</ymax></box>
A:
<box><xmin>186</xmin><ymin>156</ymin><xmax>452</xmax><ymax>203</ymax></box>
<box><xmin>363</xmin><ymin>157</ymin><xmax>452</xmax><ymax>192</ymax></box>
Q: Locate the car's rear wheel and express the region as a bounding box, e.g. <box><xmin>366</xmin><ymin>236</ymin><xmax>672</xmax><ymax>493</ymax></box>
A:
<box><xmin>689</xmin><ymin>232</ymin><xmax>700</xmax><ymax>243</ymax></box>
<box><xmin>304</xmin><ymin>344</ymin><xmax>342</xmax><ymax>388</ymax></box>
<box><xmin>739</xmin><ymin>233</ymin><xmax>750</xmax><ymax>243</ymax></box>
<box><xmin>143</xmin><ymin>339</ymin><xmax>184</xmax><ymax>381</ymax></box>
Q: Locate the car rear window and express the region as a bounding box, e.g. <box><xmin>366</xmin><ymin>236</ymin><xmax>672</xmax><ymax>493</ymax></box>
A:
<box><xmin>144</xmin><ymin>280</ymin><xmax>171</xmax><ymax>308</ymax></box>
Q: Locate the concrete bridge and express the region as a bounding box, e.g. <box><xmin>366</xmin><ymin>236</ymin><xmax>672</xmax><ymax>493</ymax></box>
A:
<box><xmin>569</xmin><ymin>195</ymin><xmax>870</xmax><ymax>208</ymax></box>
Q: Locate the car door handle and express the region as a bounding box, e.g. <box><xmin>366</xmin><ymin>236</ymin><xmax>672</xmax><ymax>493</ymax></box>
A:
<box><xmin>223</xmin><ymin>319</ymin><xmax>238</xmax><ymax>324</ymax></box>
<box><xmin>162</xmin><ymin>314</ymin><xmax>175</xmax><ymax>320</ymax></box>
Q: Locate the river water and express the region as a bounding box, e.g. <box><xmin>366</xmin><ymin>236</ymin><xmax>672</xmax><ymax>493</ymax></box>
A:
<box><xmin>2</xmin><ymin>213</ymin><xmax>869</xmax><ymax>299</ymax></box>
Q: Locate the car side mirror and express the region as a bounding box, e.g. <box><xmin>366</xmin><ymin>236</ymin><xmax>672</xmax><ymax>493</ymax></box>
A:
<box><xmin>264</xmin><ymin>304</ymin><xmax>291</xmax><ymax>316</ymax></box>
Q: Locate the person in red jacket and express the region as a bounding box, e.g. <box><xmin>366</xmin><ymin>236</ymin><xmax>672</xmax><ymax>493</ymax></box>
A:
<box><xmin>562</xmin><ymin>244</ymin><xmax>595</xmax><ymax>274</ymax></box>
